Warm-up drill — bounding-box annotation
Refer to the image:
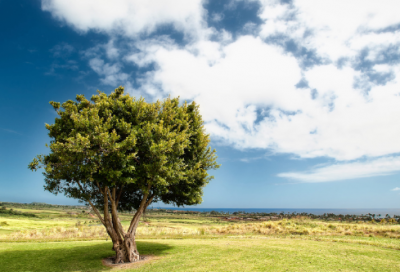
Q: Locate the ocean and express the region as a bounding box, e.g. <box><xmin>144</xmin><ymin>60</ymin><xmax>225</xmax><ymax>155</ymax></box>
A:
<box><xmin>151</xmin><ymin>207</ymin><xmax>400</xmax><ymax>216</ymax></box>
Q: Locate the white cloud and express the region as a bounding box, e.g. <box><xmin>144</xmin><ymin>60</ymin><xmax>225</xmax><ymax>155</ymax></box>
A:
<box><xmin>88</xmin><ymin>58</ymin><xmax>130</xmax><ymax>87</ymax></box>
<box><xmin>43</xmin><ymin>0</ymin><xmax>400</xmax><ymax>181</ymax></box>
<box><xmin>42</xmin><ymin>0</ymin><xmax>207</xmax><ymax>38</ymax></box>
<box><xmin>258</xmin><ymin>0</ymin><xmax>400</xmax><ymax>62</ymax></box>
<box><xmin>127</xmin><ymin>35</ymin><xmax>400</xmax><ymax>161</ymax></box>
<box><xmin>128</xmin><ymin>35</ymin><xmax>311</xmax><ymax>147</ymax></box>
<box><xmin>104</xmin><ymin>40</ymin><xmax>119</xmax><ymax>60</ymax></box>
<box><xmin>278</xmin><ymin>156</ymin><xmax>400</xmax><ymax>183</ymax></box>
<box><xmin>211</xmin><ymin>13</ymin><xmax>224</xmax><ymax>22</ymax></box>
<box><xmin>392</xmin><ymin>187</ymin><xmax>400</xmax><ymax>191</ymax></box>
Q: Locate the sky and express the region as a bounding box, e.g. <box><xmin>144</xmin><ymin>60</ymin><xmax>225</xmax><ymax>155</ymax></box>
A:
<box><xmin>1</xmin><ymin>0</ymin><xmax>400</xmax><ymax>208</ymax></box>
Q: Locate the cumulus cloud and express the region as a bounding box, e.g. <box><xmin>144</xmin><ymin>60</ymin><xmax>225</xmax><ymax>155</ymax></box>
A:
<box><xmin>42</xmin><ymin>0</ymin><xmax>207</xmax><ymax>39</ymax></box>
<box><xmin>278</xmin><ymin>156</ymin><xmax>400</xmax><ymax>183</ymax></box>
<box><xmin>127</xmin><ymin>36</ymin><xmax>400</xmax><ymax>161</ymax></box>
<box><xmin>42</xmin><ymin>0</ymin><xmax>400</xmax><ymax>180</ymax></box>
<box><xmin>258</xmin><ymin>0</ymin><xmax>400</xmax><ymax>62</ymax></box>
<box><xmin>88</xmin><ymin>58</ymin><xmax>130</xmax><ymax>86</ymax></box>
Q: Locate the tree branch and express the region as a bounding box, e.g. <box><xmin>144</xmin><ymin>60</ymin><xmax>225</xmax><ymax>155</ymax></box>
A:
<box><xmin>131</xmin><ymin>194</ymin><xmax>154</xmax><ymax>234</ymax></box>
<box><xmin>102</xmin><ymin>187</ymin><xmax>120</xmax><ymax>242</ymax></box>
<box><xmin>87</xmin><ymin>199</ymin><xmax>105</xmax><ymax>226</ymax></box>
<box><xmin>116</xmin><ymin>184</ymin><xmax>124</xmax><ymax>206</ymax></box>
<box><xmin>75</xmin><ymin>180</ymin><xmax>105</xmax><ymax>225</ymax></box>
<box><xmin>144</xmin><ymin>194</ymin><xmax>155</xmax><ymax>210</ymax></box>
<box><xmin>112</xmin><ymin>187</ymin><xmax>116</xmax><ymax>203</ymax></box>
<box><xmin>96</xmin><ymin>181</ymin><xmax>105</xmax><ymax>196</ymax></box>
<box><xmin>103</xmin><ymin>186</ymin><xmax>112</xmax><ymax>228</ymax></box>
<box><xmin>127</xmin><ymin>183</ymin><xmax>152</xmax><ymax>234</ymax></box>
<box><xmin>107</xmin><ymin>187</ymin><xmax>126</xmax><ymax>239</ymax></box>
<box><xmin>106</xmin><ymin>187</ymin><xmax>115</xmax><ymax>202</ymax></box>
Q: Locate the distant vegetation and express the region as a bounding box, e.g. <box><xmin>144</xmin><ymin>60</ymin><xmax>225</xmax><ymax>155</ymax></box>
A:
<box><xmin>150</xmin><ymin>208</ymin><xmax>400</xmax><ymax>223</ymax></box>
<box><xmin>0</xmin><ymin>202</ymin><xmax>84</xmax><ymax>210</ymax></box>
<box><xmin>0</xmin><ymin>205</ymin><xmax>37</xmax><ymax>218</ymax></box>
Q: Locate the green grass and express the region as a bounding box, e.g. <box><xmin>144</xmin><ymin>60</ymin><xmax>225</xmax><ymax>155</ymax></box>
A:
<box><xmin>0</xmin><ymin>241</ymin><xmax>112</xmax><ymax>271</ymax></box>
<box><xmin>1</xmin><ymin>238</ymin><xmax>400</xmax><ymax>271</ymax></box>
<box><xmin>1</xmin><ymin>204</ymin><xmax>400</xmax><ymax>271</ymax></box>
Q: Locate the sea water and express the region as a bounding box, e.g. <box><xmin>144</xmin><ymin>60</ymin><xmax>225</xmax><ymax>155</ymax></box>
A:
<box><xmin>152</xmin><ymin>207</ymin><xmax>400</xmax><ymax>217</ymax></box>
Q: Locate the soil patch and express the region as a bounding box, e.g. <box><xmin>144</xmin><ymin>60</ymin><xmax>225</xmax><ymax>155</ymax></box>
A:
<box><xmin>102</xmin><ymin>255</ymin><xmax>157</xmax><ymax>269</ymax></box>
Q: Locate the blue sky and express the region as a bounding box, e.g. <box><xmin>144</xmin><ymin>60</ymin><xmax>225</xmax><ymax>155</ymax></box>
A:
<box><xmin>1</xmin><ymin>0</ymin><xmax>400</xmax><ymax>208</ymax></box>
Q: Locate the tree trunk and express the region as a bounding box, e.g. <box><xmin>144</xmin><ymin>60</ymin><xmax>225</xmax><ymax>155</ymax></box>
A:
<box><xmin>112</xmin><ymin>233</ymin><xmax>140</xmax><ymax>264</ymax></box>
<box><xmin>89</xmin><ymin>185</ymin><xmax>154</xmax><ymax>264</ymax></box>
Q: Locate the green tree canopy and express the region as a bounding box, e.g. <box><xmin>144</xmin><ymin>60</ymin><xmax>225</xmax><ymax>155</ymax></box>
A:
<box><xmin>29</xmin><ymin>87</ymin><xmax>219</xmax><ymax>263</ymax></box>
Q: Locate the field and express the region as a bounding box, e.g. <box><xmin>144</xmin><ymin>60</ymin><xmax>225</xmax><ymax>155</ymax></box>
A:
<box><xmin>1</xmin><ymin>203</ymin><xmax>400</xmax><ymax>271</ymax></box>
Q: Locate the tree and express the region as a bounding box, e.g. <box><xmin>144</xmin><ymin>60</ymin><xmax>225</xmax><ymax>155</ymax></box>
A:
<box><xmin>29</xmin><ymin>87</ymin><xmax>219</xmax><ymax>263</ymax></box>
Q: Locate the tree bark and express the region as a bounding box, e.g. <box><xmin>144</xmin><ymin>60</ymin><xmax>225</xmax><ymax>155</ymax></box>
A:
<box><xmin>82</xmin><ymin>183</ymin><xmax>155</xmax><ymax>264</ymax></box>
<box><xmin>109</xmin><ymin>218</ymin><xmax>141</xmax><ymax>263</ymax></box>
<box><xmin>109</xmin><ymin>191</ymin><xmax>154</xmax><ymax>264</ymax></box>
<box><xmin>109</xmin><ymin>232</ymin><xmax>140</xmax><ymax>263</ymax></box>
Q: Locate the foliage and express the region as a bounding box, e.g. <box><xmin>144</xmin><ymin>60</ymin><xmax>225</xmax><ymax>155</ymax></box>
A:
<box><xmin>29</xmin><ymin>87</ymin><xmax>219</xmax><ymax>209</ymax></box>
<box><xmin>28</xmin><ymin>87</ymin><xmax>219</xmax><ymax>262</ymax></box>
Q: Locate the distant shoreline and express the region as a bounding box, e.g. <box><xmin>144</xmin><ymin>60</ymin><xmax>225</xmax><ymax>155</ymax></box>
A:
<box><xmin>153</xmin><ymin>207</ymin><xmax>400</xmax><ymax>216</ymax></box>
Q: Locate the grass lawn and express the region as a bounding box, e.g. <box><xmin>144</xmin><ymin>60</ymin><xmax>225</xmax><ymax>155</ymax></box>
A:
<box><xmin>1</xmin><ymin>205</ymin><xmax>400</xmax><ymax>271</ymax></box>
<box><xmin>1</xmin><ymin>238</ymin><xmax>400</xmax><ymax>271</ymax></box>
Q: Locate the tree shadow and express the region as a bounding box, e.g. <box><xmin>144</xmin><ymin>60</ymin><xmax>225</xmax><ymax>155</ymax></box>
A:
<box><xmin>0</xmin><ymin>241</ymin><xmax>172</xmax><ymax>272</ymax></box>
